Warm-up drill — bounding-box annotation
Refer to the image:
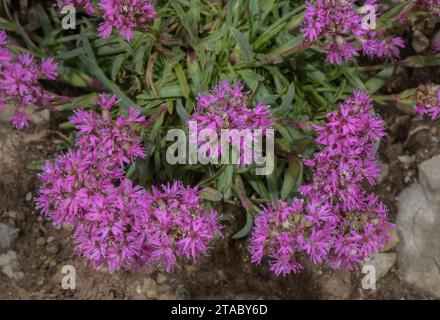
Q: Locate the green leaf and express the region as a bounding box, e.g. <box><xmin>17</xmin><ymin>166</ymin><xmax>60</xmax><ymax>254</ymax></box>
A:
<box><xmin>175</xmin><ymin>63</ymin><xmax>191</xmax><ymax>99</ymax></box>
<box><xmin>176</xmin><ymin>98</ymin><xmax>191</xmax><ymax>121</ymax></box>
<box><xmin>232</xmin><ymin>211</ymin><xmax>253</xmax><ymax>239</ymax></box>
<box><xmin>231</xmin><ymin>28</ymin><xmax>254</xmax><ymax>63</ymax></box>
<box><xmin>281</xmin><ymin>157</ymin><xmax>301</xmax><ymax>200</ymax></box>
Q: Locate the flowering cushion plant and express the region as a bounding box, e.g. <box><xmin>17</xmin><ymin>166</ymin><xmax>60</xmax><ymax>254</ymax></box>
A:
<box><xmin>1</xmin><ymin>0</ymin><xmax>438</xmax><ymax>275</ymax></box>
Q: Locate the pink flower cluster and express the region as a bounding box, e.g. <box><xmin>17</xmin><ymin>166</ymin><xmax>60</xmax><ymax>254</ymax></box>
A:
<box><xmin>301</xmin><ymin>0</ymin><xmax>405</xmax><ymax>64</ymax></box>
<box><xmin>98</xmin><ymin>0</ymin><xmax>156</xmax><ymax>41</ymax></box>
<box><xmin>58</xmin><ymin>0</ymin><xmax>156</xmax><ymax>41</ymax></box>
<box><xmin>0</xmin><ymin>30</ymin><xmax>58</xmax><ymax>129</ymax></box>
<box><xmin>142</xmin><ymin>182</ymin><xmax>222</xmax><ymax>272</ymax></box>
<box><xmin>249</xmin><ymin>199</ymin><xmax>334</xmax><ymax>276</ymax></box>
<box><xmin>36</xmin><ymin>94</ymin><xmax>221</xmax><ymax>273</ymax></box>
<box><xmin>190</xmin><ymin>81</ymin><xmax>273</xmax><ymax>165</ymax></box>
<box><xmin>250</xmin><ymin>91</ymin><xmax>394</xmax><ymax>275</ymax></box>
<box><xmin>415</xmin><ymin>83</ymin><xmax>440</xmax><ymax>120</ymax></box>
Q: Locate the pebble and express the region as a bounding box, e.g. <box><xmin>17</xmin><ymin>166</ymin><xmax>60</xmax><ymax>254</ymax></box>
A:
<box><xmin>321</xmin><ymin>271</ymin><xmax>352</xmax><ymax>299</ymax></box>
<box><xmin>25</xmin><ymin>192</ymin><xmax>32</xmax><ymax>202</ymax></box>
<box><xmin>156</xmin><ymin>273</ymin><xmax>167</xmax><ymax>284</ymax></box>
<box><xmin>0</xmin><ymin>223</ymin><xmax>19</xmax><ymax>249</ymax></box>
<box><xmin>0</xmin><ymin>250</ymin><xmax>24</xmax><ymax>280</ymax></box>
<box><xmin>36</xmin><ymin>237</ymin><xmax>46</xmax><ymax>247</ymax></box>
<box><xmin>412</xmin><ymin>30</ymin><xmax>430</xmax><ymax>53</ymax></box>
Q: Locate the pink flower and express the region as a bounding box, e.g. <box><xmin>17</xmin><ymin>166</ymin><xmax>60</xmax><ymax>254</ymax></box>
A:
<box><xmin>301</xmin><ymin>1</ymin><xmax>404</xmax><ymax>64</ymax></box>
<box><xmin>142</xmin><ymin>181</ymin><xmax>222</xmax><ymax>272</ymax></box>
<box><xmin>190</xmin><ymin>81</ymin><xmax>273</xmax><ymax>165</ymax></box>
<box><xmin>415</xmin><ymin>83</ymin><xmax>440</xmax><ymax>120</ymax></box>
<box><xmin>0</xmin><ymin>30</ymin><xmax>57</xmax><ymax>129</ymax></box>
<box><xmin>249</xmin><ymin>199</ymin><xmax>334</xmax><ymax>276</ymax></box>
<box><xmin>40</xmin><ymin>58</ymin><xmax>58</xmax><ymax>80</ymax></box>
<box><xmin>11</xmin><ymin>111</ymin><xmax>29</xmax><ymax>129</ymax></box>
<box><xmin>97</xmin><ymin>0</ymin><xmax>156</xmax><ymax>41</ymax></box>
<box><xmin>57</xmin><ymin>0</ymin><xmax>95</xmax><ymax>15</ymax></box>
<box><xmin>376</xmin><ymin>36</ymin><xmax>405</xmax><ymax>59</ymax></box>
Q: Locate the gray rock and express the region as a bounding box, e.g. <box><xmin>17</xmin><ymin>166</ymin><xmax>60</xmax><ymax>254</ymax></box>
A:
<box><xmin>419</xmin><ymin>154</ymin><xmax>440</xmax><ymax>206</ymax></box>
<box><xmin>0</xmin><ymin>250</ymin><xmax>24</xmax><ymax>280</ymax></box>
<box><xmin>0</xmin><ymin>223</ymin><xmax>19</xmax><ymax>249</ymax></box>
<box><xmin>397</xmin><ymin>182</ymin><xmax>440</xmax><ymax>297</ymax></box>
<box><xmin>321</xmin><ymin>271</ymin><xmax>352</xmax><ymax>299</ymax></box>
<box><xmin>366</xmin><ymin>253</ymin><xmax>396</xmax><ymax>280</ymax></box>
<box><xmin>5</xmin><ymin>211</ymin><xmax>17</xmax><ymax>219</ymax></box>
<box><xmin>412</xmin><ymin>30</ymin><xmax>430</xmax><ymax>53</ymax></box>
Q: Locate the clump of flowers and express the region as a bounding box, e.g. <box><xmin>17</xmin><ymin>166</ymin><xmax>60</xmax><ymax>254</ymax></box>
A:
<box><xmin>190</xmin><ymin>81</ymin><xmax>273</xmax><ymax>165</ymax></box>
<box><xmin>415</xmin><ymin>83</ymin><xmax>440</xmax><ymax>120</ymax></box>
<box><xmin>300</xmin><ymin>91</ymin><xmax>393</xmax><ymax>269</ymax></box>
<box><xmin>36</xmin><ymin>94</ymin><xmax>146</xmax><ymax>227</ymax></box>
<box><xmin>73</xmin><ymin>178</ymin><xmax>152</xmax><ymax>272</ymax></box>
<box><xmin>36</xmin><ymin>94</ymin><xmax>220</xmax><ymax>272</ymax></box>
<box><xmin>141</xmin><ymin>181</ymin><xmax>222</xmax><ymax>272</ymax></box>
<box><xmin>56</xmin><ymin>0</ymin><xmax>156</xmax><ymax>41</ymax></box>
<box><xmin>97</xmin><ymin>0</ymin><xmax>156</xmax><ymax>41</ymax></box>
<box><xmin>69</xmin><ymin>94</ymin><xmax>146</xmax><ymax>177</ymax></box>
<box><xmin>0</xmin><ymin>29</ymin><xmax>58</xmax><ymax>129</ymax></box>
<box><xmin>249</xmin><ymin>199</ymin><xmax>335</xmax><ymax>276</ymax></box>
<box><xmin>301</xmin><ymin>0</ymin><xmax>405</xmax><ymax>64</ymax></box>
<box><xmin>249</xmin><ymin>91</ymin><xmax>394</xmax><ymax>275</ymax></box>
<box><xmin>56</xmin><ymin>0</ymin><xmax>95</xmax><ymax>15</ymax></box>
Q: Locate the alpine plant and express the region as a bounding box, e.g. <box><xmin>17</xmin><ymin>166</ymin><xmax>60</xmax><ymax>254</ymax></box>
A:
<box><xmin>36</xmin><ymin>94</ymin><xmax>221</xmax><ymax>273</ymax></box>
<box><xmin>57</xmin><ymin>0</ymin><xmax>156</xmax><ymax>41</ymax></box>
<box><xmin>0</xmin><ymin>29</ymin><xmax>58</xmax><ymax>129</ymax></box>
<box><xmin>249</xmin><ymin>91</ymin><xmax>394</xmax><ymax>275</ymax></box>
<box><xmin>301</xmin><ymin>0</ymin><xmax>405</xmax><ymax>64</ymax></box>
<box><xmin>189</xmin><ymin>81</ymin><xmax>273</xmax><ymax>165</ymax></box>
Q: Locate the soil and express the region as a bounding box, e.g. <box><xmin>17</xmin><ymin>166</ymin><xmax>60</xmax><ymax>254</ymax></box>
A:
<box><xmin>1</xmin><ymin>1</ymin><xmax>440</xmax><ymax>300</ymax></box>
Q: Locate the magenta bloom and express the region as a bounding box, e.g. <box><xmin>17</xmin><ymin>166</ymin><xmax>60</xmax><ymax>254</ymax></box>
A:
<box><xmin>69</xmin><ymin>94</ymin><xmax>146</xmax><ymax>176</ymax></box>
<box><xmin>301</xmin><ymin>1</ymin><xmax>404</xmax><ymax>64</ymax></box>
<box><xmin>251</xmin><ymin>91</ymin><xmax>393</xmax><ymax>276</ymax></box>
<box><xmin>11</xmin><ymin>111</ymin><xmax>29</xmax><ymax>129</ymax></box>
<box><xmin>300</xmin><ymin>90</ymin><xmax>386</xmax><ymax>210</ymax></box>
<box><xmin>36</xmin><ymin>150</ymin><xmax>114</xmax><ymax>228</ymax></box>
<box><xmin>97</xmin><ymin>0</ymin><xmax>156</xmax><ymax>41</ymax></box>
<box><xmin>300</xmin><ymin>91</ymin><xmax>393</xmax><ymax>270</ymax></box>
<box><xmin>73</xmin><ymin>179</ymin><xmax>151</xmax><ymax>273</ymax></box>
<box><xmin>142</xmin><ymin>181</ymin><xmax>222</xmax><ymax>272</ymax></box>
<box><xmin>415</xmin><ymin>84</ymin><xmax>440</xmax><ymax>120</ymax></box>
<box><xmin>433</xmin><ymin>39</ymin><xmax>440</xmax><ymax>52</ymax></box>
<box><xmin>376</xmin><ymin>36</ymin><xmax>405</xmax><ymax>59</ymax></box>
<box><xmin>0</xmin><ymin>30</ymin><xmax>58</xmax><ymax>129</ymax></box>
<box><xmin>36</xmin><ymin>95</ymin><xmax>146</xmax><ymax>227</ymax></box>
<box><xmin>36</xmin><ymin>95</ymin><xmax>149</xmax><ymax>272</ymax></box>
<box><xmin>190</xmin><ymin>81</ymin><xmax>273</xmax><ymax>165</ymax></box>
<box><xmin>57</xmin><ymin>0</ymin><xmax>95</xmax><ymax>14</ymax></box>
<box><xmin>249</xmin><ymin>199</ymin><xmax>334</xmax><ymax>276</ymax></box>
